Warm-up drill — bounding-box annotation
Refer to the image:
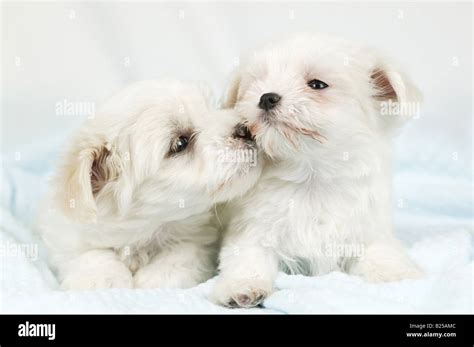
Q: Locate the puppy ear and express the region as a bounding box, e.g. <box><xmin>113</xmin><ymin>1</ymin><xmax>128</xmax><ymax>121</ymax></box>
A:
<box><xmin>222</xmin><ymin>68</ymin><xmax>242</xmax><ymax>108</ymax></box>
<box><xmin>370</xmin><ymin>59</ymin><xmax>422</xmax><ymax>131</ymax></box>
<box><xmin>55</xmin><ymin>135</ymin><xmax>122</xmax><ymax>223</ymax></box>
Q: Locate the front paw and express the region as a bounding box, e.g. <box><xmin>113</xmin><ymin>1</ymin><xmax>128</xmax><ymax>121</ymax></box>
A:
<box><xmin>60</xmin><ymin>264</ymin><xmax>133</xmax><ymax>290</ymax></box>
<box><xmin>133</xmin><ymin>265</ymin><xmax>203</xmax><ymax>289</ymax></box>
<box><xmin>351</xmin><ymin>245</ymin><xmax>424</xmax><ymax>283</ymax></box>
<box><xmin>211</xmin><ymin>277</ymin><xmax>273</xmax><ymax>308</ymax></box>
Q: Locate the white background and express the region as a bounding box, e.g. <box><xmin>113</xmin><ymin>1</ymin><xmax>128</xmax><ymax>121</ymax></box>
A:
<box><xmin>1</xmin><ymin>1</ymin><xmax>472</xmax><ymax>314</ymax></box>
<box><xmin>2</xmin><ymin>1</ymin><xmax>472</xmax><ymax>177</ymax></box>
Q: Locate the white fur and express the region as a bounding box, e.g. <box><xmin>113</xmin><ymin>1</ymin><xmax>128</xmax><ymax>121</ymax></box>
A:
<box><xmin>38</xmin><ymin>80</ymin><xmax>262</xmax><ymax>290</ymax></box>
<box><xmin>213</xmin><ymin>33</ymin><xmax>423</xmax><ymax>308</ymax></box>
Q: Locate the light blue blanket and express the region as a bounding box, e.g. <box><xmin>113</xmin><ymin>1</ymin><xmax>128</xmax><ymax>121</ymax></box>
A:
<box><xmin>1</xmin><ymin>132</ymin><xmax>472</xmax><ymax>313</ymax></box>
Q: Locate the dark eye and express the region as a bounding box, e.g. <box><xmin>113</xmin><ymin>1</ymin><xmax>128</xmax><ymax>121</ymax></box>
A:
<box><xmin>172</xmin><ymin>136</ymin><xmax>189</xmax><ymax>153</ymax></box>
<box><xmin>308</xmin><ymin>79</ymin><xmax>329</xmax><ymax>90</ymax></box>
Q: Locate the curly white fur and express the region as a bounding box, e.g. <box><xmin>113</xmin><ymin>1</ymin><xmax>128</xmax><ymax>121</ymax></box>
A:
<box><xmin>213</xmin><ymin>33</ymin><xmax>423</xmax><ymax>308</ymax></box>
<box><xmin>38</xmin><ymin>80</ymin><xmax>262</xmax><ymax>290</ymax></box>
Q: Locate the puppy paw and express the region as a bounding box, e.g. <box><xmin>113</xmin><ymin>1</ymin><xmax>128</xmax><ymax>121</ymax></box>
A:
<box><xmin>133</xmin><ymin>265</ymin><xmax>203</xmax><ymax>289</ymax></box>
<box><xmin>350</xmin><ymin>244</ymin><xmax>424</xmax><ymax>283</ymax></box>
<box><xmin>211</xmin><ymin>277</ymin><xmax>273</xmax><ymax>308</ymax></box>
<box><xmin>60</xmin><ymin>264</ymin><xmax>133</xmax><ymax>290</ymax></box>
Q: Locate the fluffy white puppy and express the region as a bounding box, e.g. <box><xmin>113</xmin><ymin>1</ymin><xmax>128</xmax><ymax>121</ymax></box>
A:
<box><xmin>213</xmin><ymin>33</ymin><xmax>423</xmax><ymax>308</ymax></box>
<box><xmin>38</xmin><ymin>80</ymin><xmax>262</xmax><ymax>290</ymax></box>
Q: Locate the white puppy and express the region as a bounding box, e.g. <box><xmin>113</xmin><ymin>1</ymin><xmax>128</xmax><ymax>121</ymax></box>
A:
<box><xmin>38</xmin><ymin>80</ymin><xmax>262</xmax><ymax>290</ymax></box>
<box><xmin>213</xmin><ymin>33</ymin><xmax>423</xmax><ymax>308</ymax></box>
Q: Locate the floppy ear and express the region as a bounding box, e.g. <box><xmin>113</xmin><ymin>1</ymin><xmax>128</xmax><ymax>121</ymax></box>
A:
<box><xmin>370</xmin><ymin>59</ymin><xmax>422</xmax><ymax>131</ymax></box>
<box><xmin>222</xmin><ymin>68</ymin><xmax>242</xmax><ymax>108</ymax></box>
<box><xmin>54</xmin><ymin>135</ymin><xmax>123</xmax><ymax>223</ymax></box>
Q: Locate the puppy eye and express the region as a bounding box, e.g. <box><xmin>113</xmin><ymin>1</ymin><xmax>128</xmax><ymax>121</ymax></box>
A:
<box><xmin>308</xmin><ymin>79</ymin><xmax>329</xmax><ymax>90</ymax></box>
<box><xmin>171</xmin><ymin>136</ymin><xmax>189</xmax><ymax>154</ymax></box>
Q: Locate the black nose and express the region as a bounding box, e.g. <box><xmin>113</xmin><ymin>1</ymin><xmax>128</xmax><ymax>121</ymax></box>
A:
<box><xmin>258</xmin><ymin>93</ymin><xmax>281</xmax><ymax>111</ymax></box>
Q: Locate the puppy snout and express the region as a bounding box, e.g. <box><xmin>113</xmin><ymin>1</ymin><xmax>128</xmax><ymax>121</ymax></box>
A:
<box><xmin>258</xmin><ymin>93</ymin><xmax>281</xmax><ymax>111</ymax></box>
<box><xmin>232</xmin><ymin>123</ymin><xmax>254</xmax><ymax>142</ymax></box>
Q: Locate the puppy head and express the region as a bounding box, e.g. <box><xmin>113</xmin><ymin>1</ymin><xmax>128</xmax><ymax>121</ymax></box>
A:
<box><xmin>225</xmin><ymin>33</ymin><xmax>422</xmax><ymax>160</ymax></box>
<box><xmin>55</xmin><ymin>80</ymin><xmax>262</xmax><ymax>223</ymax></box>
